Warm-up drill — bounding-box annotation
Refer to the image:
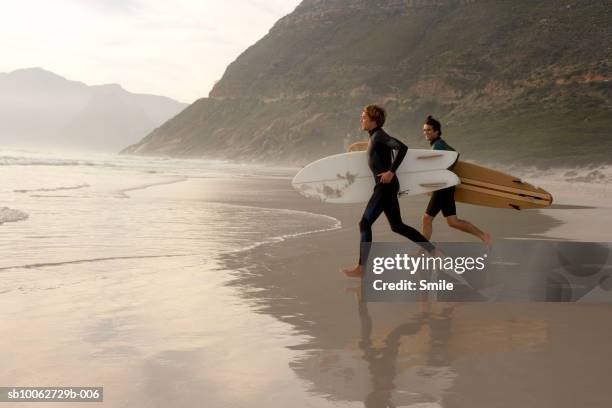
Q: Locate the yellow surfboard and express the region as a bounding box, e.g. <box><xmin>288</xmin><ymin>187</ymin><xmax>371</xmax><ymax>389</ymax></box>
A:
<box><xmin>453</xmin><ymin>161</ymin><xmax>553</xmax><ymax>210</ymax></box>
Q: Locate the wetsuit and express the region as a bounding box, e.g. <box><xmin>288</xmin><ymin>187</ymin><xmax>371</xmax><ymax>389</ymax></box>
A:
<box><xmin>358</xmin><ymin>128</ymin><xmax>434</xmax><ymax>265</ymax></box>
<box><xmin>425</xmin><ymin>137</ymin><xmax>458</xmax><ymax>217</ymax></box>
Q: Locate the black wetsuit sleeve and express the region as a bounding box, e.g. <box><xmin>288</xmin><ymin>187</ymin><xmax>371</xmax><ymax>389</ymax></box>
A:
<box><xmin>380</xmin><ymin>133</ymin><xmax>408</xmax><ymax>173</ymax></box>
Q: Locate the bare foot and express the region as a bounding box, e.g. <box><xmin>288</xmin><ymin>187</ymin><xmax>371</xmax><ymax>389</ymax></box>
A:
<box><xmin>342</xmin><ymin>265</ymin><xmax>363</xmax><ymax>278</ymax></box>
<box><xmin>482</xmin><ymin>232</ymin><xmax>492</xmax><ymax>246</ymax></box>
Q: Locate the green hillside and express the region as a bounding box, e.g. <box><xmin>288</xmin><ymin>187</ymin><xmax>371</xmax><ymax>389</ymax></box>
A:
<box><xmin>123</xmin><ymin>0</ymin><xmax>611</xmax><ymax>166</ymax></box>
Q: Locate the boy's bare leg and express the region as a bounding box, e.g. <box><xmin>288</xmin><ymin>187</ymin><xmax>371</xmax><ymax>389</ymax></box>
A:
<box><xmin>445</xmin><ymin>215</ymin><xmax>491</xmax><ymax>244</ymax></box>
<box><xmin>421</xmin><ymin>214</ymin><xmax>434</xmax><ymax>241</ymax></box>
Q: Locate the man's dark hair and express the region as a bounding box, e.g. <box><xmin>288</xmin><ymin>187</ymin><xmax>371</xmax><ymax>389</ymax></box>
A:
<box><xmin>363</xmin><ymin>105</ymin><xmax>386</xmax><ymax>128</ymax></box>
<box><xmin>424</xmin><ymin>115</ymin><xmax>442</xmax><ymax>136</ymax></box>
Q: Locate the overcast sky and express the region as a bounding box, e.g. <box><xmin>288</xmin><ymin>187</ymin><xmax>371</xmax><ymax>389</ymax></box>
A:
<box><xmin>0</xmin><ymin>0</ymin><xmax>302</xmax><ymax>103</ymax></box>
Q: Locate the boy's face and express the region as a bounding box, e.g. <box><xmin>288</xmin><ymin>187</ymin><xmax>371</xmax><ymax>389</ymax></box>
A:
<box><xmin>423</xmin><ymin>124</ymin><xmax>439</xmax><ymax>142</ymax></box>
<box><xmin>360</xmin><ymin>111</ymin><xmax>377</xmax><ymax>132</ymax></box>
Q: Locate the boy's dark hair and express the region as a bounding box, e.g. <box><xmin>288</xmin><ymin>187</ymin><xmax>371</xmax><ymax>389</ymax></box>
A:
<box><xmin>424</xmin><ymin>115</ymin><xmax>442</xmax><ymax>136</ymax></box>
<box><xmin>363</xmin><ymin>105</ymin><xmax>386</xmax><ymax>128</ymax></box>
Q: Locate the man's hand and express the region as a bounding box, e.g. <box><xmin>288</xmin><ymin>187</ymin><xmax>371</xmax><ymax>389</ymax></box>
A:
<box><xmin>377</xmin><ymin>170</ymin><xmax>395</xmax><ymax>184</ymax></box>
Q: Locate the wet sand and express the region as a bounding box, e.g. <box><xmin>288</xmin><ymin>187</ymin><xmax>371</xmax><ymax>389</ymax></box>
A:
<box><xmin>213</xmin><ymin>176</ymin><xmax>612</xmax><ymax>407</ymax></box>
<box><xmin>2</xmin><ymin>172</ymin><xmax>611</xmax><ymax>407</ymax></box>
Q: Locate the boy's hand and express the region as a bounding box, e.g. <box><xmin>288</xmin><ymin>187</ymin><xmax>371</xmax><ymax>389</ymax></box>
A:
<box><xmin>377</xmin><ymin>171</ymin><xmax>395</xmax><ymax>184</ymax></box>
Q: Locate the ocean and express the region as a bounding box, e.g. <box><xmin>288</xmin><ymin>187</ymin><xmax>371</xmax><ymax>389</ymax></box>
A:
<box><xmin>0</xmin><ymin>148</ymin><xmax>347</xmax><ymax>407</ymax></box>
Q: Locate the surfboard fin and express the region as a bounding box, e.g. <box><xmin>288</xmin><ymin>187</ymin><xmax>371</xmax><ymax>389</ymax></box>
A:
<box><xmin>509</xmin><ymin>204</ymin><xmax>521</xmax><ymax>210</ymax></box>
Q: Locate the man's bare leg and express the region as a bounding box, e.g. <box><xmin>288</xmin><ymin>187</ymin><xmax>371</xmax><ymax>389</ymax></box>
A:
<box><xmin>342</xmin><ymin>264</ymin><xmax>364</xmax><ymax>278</ymax></box>
<box><xmin>422</xmin><ymin>214</ymin><xmax>434</xmax><ymax>241</ymax></box>
<box><xmin>446</xmin><ymin>215</ymin><xmax>491</xmax><ymax>244</ymax></box>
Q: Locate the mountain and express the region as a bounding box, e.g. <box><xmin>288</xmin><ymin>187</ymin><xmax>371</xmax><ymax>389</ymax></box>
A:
<box><xmin>0</xmin><ymin>68</ymin><xmax>187</xmax><ymax>152</ymax></box>
<box><xmin>122</xmin><ymin>0</ymin><xmax>611</xmax><ymax>167</ymax></box>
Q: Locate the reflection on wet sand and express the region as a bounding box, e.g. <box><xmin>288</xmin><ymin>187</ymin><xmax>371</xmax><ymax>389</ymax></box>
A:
<box><xmin>299</xmin><ymin>290</ymin><xmax>551</xmax><ymax>407</ymax></box>
<box><xmin>217</xmin><ymin>177</ymin><xmax>612</xmax><ymax>407</ymax></box>
<box><xmin>357</xmin><ymin>296</ymin><xmax>455</xmax><ymax>407</ymax></box>
<box><xmin>223</xmin><ymin>234</ymin><xmax>612</xmax><ymax>407</ymax></box>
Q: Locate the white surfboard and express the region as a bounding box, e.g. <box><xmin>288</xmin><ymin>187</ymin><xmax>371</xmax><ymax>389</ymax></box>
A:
<box><xmin>292</xmin><ymin>150</ymin><xmax>460</xmax><ymax>203</ymax></box>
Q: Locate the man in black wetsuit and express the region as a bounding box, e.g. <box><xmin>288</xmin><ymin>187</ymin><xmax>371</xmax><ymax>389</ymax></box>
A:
<box><xmin>421</xmin><ymin>115</ymin><xmax>491</xmax><ymax>244</ymax></box>
<box><xmin>343</xmin><ymin>105</ymin><xmax>435</xmax><ymax>278</ymax></box>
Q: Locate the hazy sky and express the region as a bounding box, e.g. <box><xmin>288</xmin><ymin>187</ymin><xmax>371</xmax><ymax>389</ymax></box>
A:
<box><xmin>0</xmin><ymin>0</ymin><xmax>302</xmax><ymax>103</ymax></box>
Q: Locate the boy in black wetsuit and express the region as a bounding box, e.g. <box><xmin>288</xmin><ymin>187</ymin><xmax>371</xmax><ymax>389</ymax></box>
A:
<box><xmin>421</xmin><ymin>115</ymin><xmax>491</xmax><ymax>244</ymax></box>
<box><xmin>343</xmin><ymin>105</ymin><xmax>435</xmax><ymax>278</ymax></box>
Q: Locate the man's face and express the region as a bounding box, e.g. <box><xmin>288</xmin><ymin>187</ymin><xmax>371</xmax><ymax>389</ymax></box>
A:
<box><xmin>361</xmin><ymin>111</ymin><xmax>377</xmax><ymax>132</ymax></box>
<box><xmin>423</xmin><ymin>124</ymin><xmax>439</xmax><ymax>142</ymax></box>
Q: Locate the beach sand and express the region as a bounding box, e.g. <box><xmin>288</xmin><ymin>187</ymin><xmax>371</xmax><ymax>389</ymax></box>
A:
<box><xmin>2</xmin><ymin>171</ymin><xmax>611</xmax><ymax>407</ymax></box>
<box><xmin>139</xmin><ymin>174</ymin><xmax>612</xmax><ymax>407</ymax></box>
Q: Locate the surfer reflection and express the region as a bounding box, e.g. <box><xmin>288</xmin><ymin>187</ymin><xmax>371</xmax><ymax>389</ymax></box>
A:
<box><xmin>421</xmin><ymin>115</ymin><xmax>491</xmax><ymax>245</ymax></box>
<box><xmin>353</xmin><ymin>290</ymin><xmax>455</xmax><ymax>407</ymax></box>
<box><xmin>343</xmin><ymin>105</ymin><xmax>437</xmax><ymax>278</ymax></box>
